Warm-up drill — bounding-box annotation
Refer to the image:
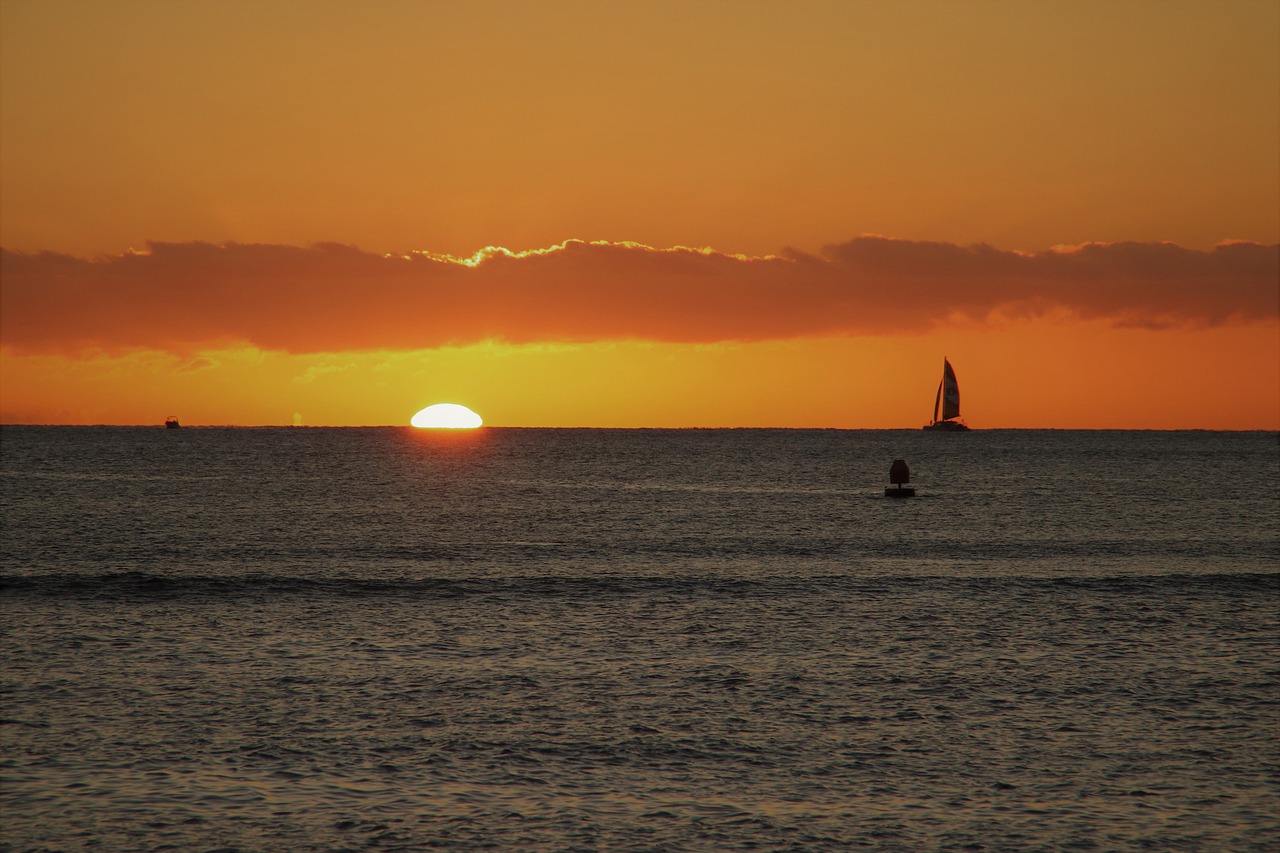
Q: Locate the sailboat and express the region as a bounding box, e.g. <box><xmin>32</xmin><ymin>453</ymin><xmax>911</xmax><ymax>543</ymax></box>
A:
<box><xmin>922</xmin><ymin>358</ymin><xmax>970</xmax><ymax>431</ymax></box>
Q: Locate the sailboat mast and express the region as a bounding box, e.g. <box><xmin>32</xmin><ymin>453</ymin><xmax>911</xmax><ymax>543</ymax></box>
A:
<box><xmin>932</xmin><ymin>379</ymin><xmax>942</xmax><ymax>425</ymax></box>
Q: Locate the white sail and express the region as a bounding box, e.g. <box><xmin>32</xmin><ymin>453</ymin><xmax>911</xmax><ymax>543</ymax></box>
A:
<box><xmin>940</xmin><ymin>359</ymin><xmax>960</xmax><ymax>421</ymax></box>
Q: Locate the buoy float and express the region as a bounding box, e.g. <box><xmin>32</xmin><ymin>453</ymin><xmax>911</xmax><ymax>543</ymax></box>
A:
<box><xmin>885</xmin><ymin>458</ymin><xmax>915</xmax><ymax>497</ymax></box>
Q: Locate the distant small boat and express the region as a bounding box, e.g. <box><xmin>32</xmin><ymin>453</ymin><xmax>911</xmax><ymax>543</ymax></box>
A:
<box><xmin>164</xmin><ymin>416</ymin><xmax>181</xmax><ymax>429</ymax></box>
<box><xmin>922</xmin><ymin>358</ymin><xmax>970</xmax><ymax>431</ymax></box>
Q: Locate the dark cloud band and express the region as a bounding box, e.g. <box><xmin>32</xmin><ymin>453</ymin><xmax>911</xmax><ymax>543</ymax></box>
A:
<box><xmin>2</xmin><ymin>237</ymin><xmax>1275</xmax><ymax>355</ymax></box>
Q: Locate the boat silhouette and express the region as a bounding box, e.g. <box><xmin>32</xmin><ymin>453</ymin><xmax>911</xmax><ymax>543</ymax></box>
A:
<box><xmin>922</xmin><ymin>358</ymin><xmax>970</xmax><ymax>431</ymax></box>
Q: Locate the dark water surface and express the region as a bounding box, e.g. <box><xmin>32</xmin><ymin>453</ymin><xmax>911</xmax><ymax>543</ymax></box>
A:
<box><xmin>2</xmin><ymin>427</ymin><xmax>1277</xmax><ymax>851</ymax></box>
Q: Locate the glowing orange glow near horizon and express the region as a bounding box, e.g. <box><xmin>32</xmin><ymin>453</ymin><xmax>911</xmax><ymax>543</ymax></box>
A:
<box><xmin>2</xmin><ymin>314</ymin><xmax>1276</xmax><ymax>429</ymax></box>
<box><xmin>1</xmin><ymin>1</ymin><xmax>1276</xmax><ymax>430</ymax></box>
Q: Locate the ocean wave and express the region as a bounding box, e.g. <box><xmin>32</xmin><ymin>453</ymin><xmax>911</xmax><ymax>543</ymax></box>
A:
<box><xmin>2</xmin><ymin>568</ymin><xmax>1275</xmax><ymax>601</ymax></box>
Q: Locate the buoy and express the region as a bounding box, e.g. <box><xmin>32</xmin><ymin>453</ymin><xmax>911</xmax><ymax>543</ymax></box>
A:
<box><xmin>885</xmin><ymin>458</ymin><xmax>915</xmax><ymax>497</ymax></box>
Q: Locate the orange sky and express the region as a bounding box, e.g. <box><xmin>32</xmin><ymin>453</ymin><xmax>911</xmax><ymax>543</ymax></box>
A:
<box><xmin>1</xmin><ymin>0</ymin><xmax>1277</xmax><ymax>428</ymax></box>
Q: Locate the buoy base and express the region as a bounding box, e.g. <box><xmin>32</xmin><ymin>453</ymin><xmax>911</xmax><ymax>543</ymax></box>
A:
<box><xmin>885</xmin><ymin>486</ymin><xmax>916</xmax><ymax>498</ymax></box>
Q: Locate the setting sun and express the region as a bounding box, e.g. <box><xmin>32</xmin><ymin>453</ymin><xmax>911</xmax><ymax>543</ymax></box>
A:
<box><xmin>410</xmin><ymin>403</ymin><xmax>483</xmax><ymax>429</ymax></box>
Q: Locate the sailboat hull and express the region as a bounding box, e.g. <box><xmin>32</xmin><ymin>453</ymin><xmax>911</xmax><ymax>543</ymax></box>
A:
<box><xmin>922</xmin><ymin>420</ymin><xmax>970</xmax><ymax>432</ymax></box>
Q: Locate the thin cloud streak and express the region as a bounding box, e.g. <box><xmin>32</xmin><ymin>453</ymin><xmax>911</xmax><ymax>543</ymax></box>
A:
<box><xmin>2</xmin><ymin>237</ymin><xmax>1276</xmax><ymax>355</ymax></box>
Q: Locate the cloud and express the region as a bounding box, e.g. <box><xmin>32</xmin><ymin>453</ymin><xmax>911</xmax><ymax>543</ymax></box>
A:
<box><xmin>1</xmin><ymin>237</ymin><xmax>1275</xmax><ymax>355</ymax></box>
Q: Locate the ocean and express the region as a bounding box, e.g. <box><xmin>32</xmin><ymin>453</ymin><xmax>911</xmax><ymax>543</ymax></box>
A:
<box><xmin>2</xmin><ymin>426</ymin><xmax>1277</xmax><ymax>852</ymax></box>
